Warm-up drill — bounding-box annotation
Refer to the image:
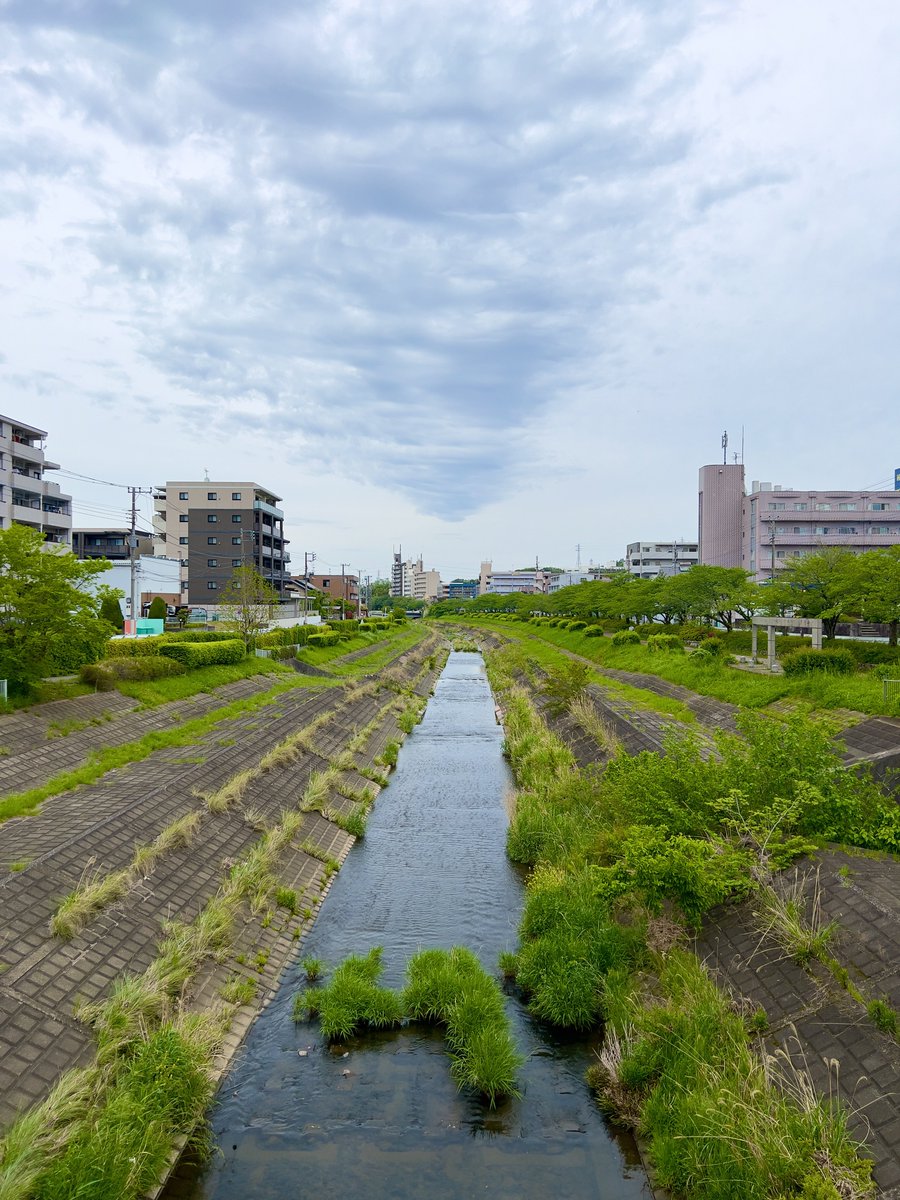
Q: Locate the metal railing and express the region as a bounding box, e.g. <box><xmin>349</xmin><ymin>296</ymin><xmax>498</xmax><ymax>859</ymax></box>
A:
<box><xmin>883</xmin><ymin>679</ymin><xmax>900</xmax><ymax>707</ymax></box>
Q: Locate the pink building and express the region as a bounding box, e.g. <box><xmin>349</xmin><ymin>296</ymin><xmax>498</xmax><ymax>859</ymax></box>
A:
<box><xmin>699</xmin><ymin>464</ymin><xmax>900</xmax><ymax>582</ymax></box>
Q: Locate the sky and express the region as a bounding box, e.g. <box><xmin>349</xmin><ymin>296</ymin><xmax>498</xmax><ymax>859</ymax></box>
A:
<box><xmin>2</xmin><ymin>0</ymin><xmax>899</xmax><ymax>583</ymax></box>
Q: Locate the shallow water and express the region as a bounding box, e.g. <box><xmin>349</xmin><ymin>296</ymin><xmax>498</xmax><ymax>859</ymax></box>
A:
<box><xmin>164</xmin><ymin>652</ymin><xmax>648</xmax><ymax>1199</ymax></box>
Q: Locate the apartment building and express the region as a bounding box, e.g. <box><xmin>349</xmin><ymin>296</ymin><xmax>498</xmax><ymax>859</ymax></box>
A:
<box><xmin>153</xmin><ymin>481</ymin><xmax>290</xmax><ymax>604</ymax></box>
<box><xmin>72</xmin><ymin>528</ymin><xmax>154</xmax><ymax>560</ymax></box>
<box><xmin>447</xmin><ymin>578</ymin><xmax>478</xmax><ymax>599</ymax></box>
<box><xmin>412</xmin><ymin>568</ymin><xmax>442</xmax><ymax>602</ymax></box>
<box><xmin>481</xmin><ymin>564</ymin><xmax>548</xmax><ymax>595</ymax></box>
<box><xmin>307</xmin><ymin>573</ymin><xmax>359</xmax><ymax>612</ymax></box>
<box><xmin>626</xmin><ymin>540</ymin><xmax>699</xmax><ymax>579</ymax></box>
<box><xmin>0</xmin><ymin>413</ymin><xmax>72</xmax><ymax>545</ymax></box>
<box><xmin>698</xmin><ymin>463</ymin><xmax>900</xmax><ymax>581</ymax></box>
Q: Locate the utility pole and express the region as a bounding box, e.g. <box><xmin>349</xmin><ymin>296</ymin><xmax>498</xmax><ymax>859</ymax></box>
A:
<box><xmin>302</xmin><ymin>551</ymin><xmax>316</xmax><ymax>623</ymax></box>
<box><xmin>127</xmin><ymin>485</ymin><xmax>152</xmax><ymax>630</ymax></box>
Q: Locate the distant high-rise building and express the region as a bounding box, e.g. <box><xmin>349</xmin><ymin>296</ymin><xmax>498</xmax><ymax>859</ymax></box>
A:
<box><xmin>0</xmin><ymin>413</ymin><xmax>72</xmax><ymax>545</ymax></box>
<box><xmin>153</xmin><ymin>481</ymin><xmax>290</xmax><ymax>604</ymax></box>
<box><xmin>698</xmin><ymin>463</ymin><xmax>745</xmax><ymax>568</ymax></box>
<box><xmin>72</xmin><ymin>528</ymin><xmax>154</xmax><ymax>560</ymax></box>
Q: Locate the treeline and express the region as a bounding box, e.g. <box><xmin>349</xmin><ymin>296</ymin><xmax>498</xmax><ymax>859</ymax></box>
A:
<box><xmin>429</xmin><ymin>548</ymin><xmax>900</xmax><ymax>643</ymax></box>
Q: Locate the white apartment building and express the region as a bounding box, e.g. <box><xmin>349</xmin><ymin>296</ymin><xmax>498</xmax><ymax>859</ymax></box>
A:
<box><xmin>0</xmin><ymin>413</ymin><xmax>72</xmax><ymax>545</ymax></box>
<box><xmin>480</xmin><ymin>561</ymin><xmax>549</xmax><ymax>595</ymax></box>
<box><xmin>627</xmin><ymin>540</ymin><xmax>699</xmax><ymax>579</ymax></box>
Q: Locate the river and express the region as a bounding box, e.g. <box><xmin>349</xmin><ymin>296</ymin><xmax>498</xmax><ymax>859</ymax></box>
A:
<box><xmin>164</xmin><ymin>650</ymin><xmax>648</xmax><ymax>1199</ymax></box>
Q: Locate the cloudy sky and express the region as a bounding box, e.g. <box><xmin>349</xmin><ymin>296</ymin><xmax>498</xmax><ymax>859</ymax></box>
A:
<box><xmin>2</xmin><ymin>0</ymin><xmax>899</xmax><ymax>582</ymax></box>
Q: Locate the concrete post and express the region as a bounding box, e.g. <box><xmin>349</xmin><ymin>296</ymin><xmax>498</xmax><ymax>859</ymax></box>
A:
<box><xmin>768</xmin><ymin>624</ymin><xmax>776</xmax><ymax>672</ymax></box>
<box><xmin>751</xmin><ymin>624</ymin><xmax>758</xmax><ymax>663</ymax></box>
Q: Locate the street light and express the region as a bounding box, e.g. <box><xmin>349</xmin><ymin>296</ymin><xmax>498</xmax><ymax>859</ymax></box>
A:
<box><xmin>302</xmin><ymin>551</ymin><xmax>316</xmax><ymax>624</ymax></box>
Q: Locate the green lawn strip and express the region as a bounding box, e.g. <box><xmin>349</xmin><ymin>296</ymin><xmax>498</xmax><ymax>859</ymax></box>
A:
<box><xmin>500</xmin><ymin>630</ymin><xmax>696</xmax><ymax>724</ymax></box>
<box><xmin>484</xmin><ymin>639</ymin><xmax>886</xmax><ymax>1196</ymax></box>
<box><xmin>302</xmin><ymin>624</ymin><xmax>427</xmax><ymax>676</ymax></box>
<box><xmin>464</xmin><ymin>617</ymin><xmax>897</xmax><ymax>717</ymax></box>
<box><xmin>0</xmin><ymin>676</ymin><xmax>330</xmax><ymax>823</ymax></box>
<box><xmin>114</xmin><ymin>657</ymin><xmax>299</xmax><ymax>706</ymax></box>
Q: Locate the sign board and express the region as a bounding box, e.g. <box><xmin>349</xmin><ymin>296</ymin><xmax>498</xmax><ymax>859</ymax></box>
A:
<box><xmin>895</xmin><ymin>467</ymin><xmax>900</xmax><ymax>491</ymax></box>
<box><xmin>136</xmin><ymin>618</ymin><xmax>164</xmax><ymax>637</ymax></box>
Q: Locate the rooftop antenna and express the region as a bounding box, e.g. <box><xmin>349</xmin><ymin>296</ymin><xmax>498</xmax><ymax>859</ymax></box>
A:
<box><xmin>203</xmin><ymin>466</ymin><xmax>210</xmax><ymax>482</ymax></box>
<box><xmin>721</xmin><ymin>430</ymin><xmax>728</xmax><ymax>465</ymax></box>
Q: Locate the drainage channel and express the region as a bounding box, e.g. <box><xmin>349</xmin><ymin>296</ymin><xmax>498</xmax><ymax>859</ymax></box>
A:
<box><xmin>163</xmin><ymin>651</ymin><xmax>648</xmax><ymax>1199</ymax></box>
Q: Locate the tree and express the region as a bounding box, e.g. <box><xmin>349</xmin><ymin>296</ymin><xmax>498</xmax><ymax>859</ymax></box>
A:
<box><xmin>849</xmin><ymin>547</ymin><xmax>900</xmax><ymax>646</ymax></box>
<box><xmin>218</xmin><ymin>566</ymin><xmax>279</xmax><ymax>647</ymax></box>
<box><xmin>100</xmin><ymin>591</ymin><xmax>125</xmax><ymax>631</ymax></box>
<box><xmin>147</xmin><ymin>596</ymin><xmax>167</xmax><ymax>621</ymax></box>
<box><xmin>0</xmin><ymin>524</ymin><xmax>114</xmax><ymax>693</ymax></box>
<box><xmin>369</xmin><ymin>579</ymin><xmax>391</xmax><ymax>609</ymax></box>
<box><xmin>766</xmin><ymin>547</ymin><xmax>857</xmax><ymax>640</ymax></box>
<box><xmin>658</xmin><ymin>566</ymin><xmax>759</xmax><ymax>632</ymax></box>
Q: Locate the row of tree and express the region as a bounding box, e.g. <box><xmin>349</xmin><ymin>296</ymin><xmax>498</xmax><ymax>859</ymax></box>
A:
<box><xmin>428</xmin><ymin>548</ymin><xmax>900</xmax><ymax>644</ymax></box>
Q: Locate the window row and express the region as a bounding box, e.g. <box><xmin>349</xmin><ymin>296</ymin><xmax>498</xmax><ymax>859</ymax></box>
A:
<box><xmin>767</xmin><ymin>501</ymin><xmax>900</xmax><ymax>512</ymax></box>
<box><xmin>178</xmin><ymin>491</ymin><xmax>243</xmax><ymax>501</ymax></box>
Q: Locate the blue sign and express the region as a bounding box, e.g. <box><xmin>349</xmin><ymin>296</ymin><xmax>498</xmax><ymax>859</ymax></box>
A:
<box><xmin>895</xmin><ymin>467</ymin><xmax>900</xmax><ymax>491</ymax></box>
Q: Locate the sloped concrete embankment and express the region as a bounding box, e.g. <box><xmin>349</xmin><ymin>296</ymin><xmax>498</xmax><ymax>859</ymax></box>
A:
<box><xmin>0</xmin><ymin>632</ymin><xmax>445</xmax><ymax>1142</ymax></box>
<box><xmin>496</xmin><ymin>652</ymin><xmax>900</xmax><ymax>1196</ymax></box>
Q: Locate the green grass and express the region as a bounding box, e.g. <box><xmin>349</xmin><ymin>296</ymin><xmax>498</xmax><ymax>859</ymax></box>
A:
<box><xmin>293</xmin><ymin>946</ymin><xmax>404</xmax><ymax>1039</ymax></box>
<box><xmin>304</xmin><ymin>624</ymin><xmax>428</xmax><ymax>677</ymax></box>
<box><xmin>0</xmin><ymin>678</ymin><xmax>310</xmax><ymax>824</ymax></box>
<box><xmin>114</xmin><ymin>656</ymin><xmax>307</xmax><ymax>706</ymax></box>
<box><xmin>0</xmin><ymin>679</ymin><xmax>94</xmax><ymax>712</ymax></box>
<box><xmin>466</xmin><ymin>618</ymin><xmax>900</xmax><ymax>717</ymax></box>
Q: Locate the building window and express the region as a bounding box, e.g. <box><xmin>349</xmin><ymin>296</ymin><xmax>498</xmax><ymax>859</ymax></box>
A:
<box><xmin>232</xmin><ymin>558</ymin><xmax>241</xmax><ymax>567</ymax></box>
<box><xmin>767</xmin><ymin>502</ymin><xmax>785</xmax><ymax>510</ymax></box>
<box><xmin>815</xmin><ymin>503</ymin><xmax>831</xmax><ymax>511</ymax></box>
<box><xmin>179</xmin><ymin>536</ymin><xmax>188</xmax><ymax>545</ymax></box>
<box><xmin>838</xmin><ymin>503</ymin><xmax>856</xmax><ymax>511</ymax></box>
<box><xmin>794</xmin><ymin>503</ymin><xmax>807</xmax><ymax>511</ymax></box>
<box><xmin>208</xmin><ymin>536</ymin><xmax>218</xmax><ymax>545</ymax></box>
<box><xmin>232</xmin><ymin>514</ymin><xmax>241</xmax><ymax>523</ymax></box>
<box><xmin>869</xmin><ymin>502</ymin><xmax>887</xmax><ymax>511</ymax></box>
<box><xmin>776</xmin><ymin>551</ymin><xmax>785</xmax><ymax>559</ymax></box>
<box><xmin>838</xmin><ymin>526</ymin><xmax>857</xmax><ymax>535</ymax></box>
<box><xmin>232</xmin><ymin>536</ymin><xmax>241</xmax><ymax>545</ymax></box>
<box><xmin>322</xmin><ymin>579</ymin><xmax>330</xmax><ymax>587</ymax></box>
<box><xmin>207</xmin><ymin>514</ymin><xmax>218</xmax><ymax>523</ymax></box>
<box><xmin>208</xmin><ymin>492</ymin><xmax>217</xmax><ymax>500</ymax></box>
<box><xmin>815</xmin><ymin>526</ymin><xmax>830</xmax><ymax>535</ymax></box>
<box><xmin>179</xmin><ymin>514</ymin><xmax>188</xmax><ymax>523</ymax></box>
<box><xmin>207</xmin><ymin>581</ymin><xmax>217</xmax><ymax>590</ymax></box>
<box><xmin>179</xmin><ymin>491</ymin><xmax>188</xmax><ymax>500</ymax></box>
<box><xmin>208</xmin><ymin>558</ymin><xmax>218</xmax><ymax>567</ymax></box>
<box><xmin>232</xmin><ymin>492</ymin><xmax>241</xmax><ymax>500</ymax></box>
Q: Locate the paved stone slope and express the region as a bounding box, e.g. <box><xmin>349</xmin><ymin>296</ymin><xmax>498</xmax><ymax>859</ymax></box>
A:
<box><xmin>0</xmin><ymin>674</ymin><xmax>285</xmax><ymax>799</ymax></box>
<box><xmin>0</xmin><ymin>634</ymin><xmax>444</xmax><ymax>1135</ymax></box>
<box><xmin>696</xmin><ymin>850</ymin><xmax>900</xmax><ymax>1197</ymax></box>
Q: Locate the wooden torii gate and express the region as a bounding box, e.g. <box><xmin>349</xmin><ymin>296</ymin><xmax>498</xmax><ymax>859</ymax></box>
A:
<box><xmin>751</xmin><ymin>614</ymin><xmax>823</xmax><ymax>670</ymax></box>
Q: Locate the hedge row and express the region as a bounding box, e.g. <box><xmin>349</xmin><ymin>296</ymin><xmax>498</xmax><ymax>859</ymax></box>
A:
<box><xmin>158</xmin><ymin>640</ymin><xmax>246</xmax><ymax>668</ymax></box>
<box><xmin>81</xmin><ymin>657</ymin><xmax>187</xmax><ymax>689</ymax></box>
<box><xmin>781</xmin><ymin>648</ymin><xmax>856</xmax><ymax>676</ymax></box>
<box><xmin>307</xmin><ymin>631</ymin><xmax>343</xmax><ymax>648</ymax></box>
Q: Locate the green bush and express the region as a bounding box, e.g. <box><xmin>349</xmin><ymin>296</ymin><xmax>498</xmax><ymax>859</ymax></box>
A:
<box><xmin>81</xmin><ymin>657</ymin><xmax>187</xmax><ymax>688</ymax></box>
<box><xmin>256</xmin><ymin>624</ymin><xmax>317</xmax><ymax>647</ymax></box>
<box><xmin>647</xmin><ymin>634</ymin><xmax>684</xmax><ymax>654</ymax></box>
<box><xmin>106</xmin><ymin>636</ymin><xmax>166</xmax><ymax>658</ymax></box>
<box><xmin>147</xmin><ymin>597</ymin><xmax>167</xmax><ymax>621</ymax></box>
<box><xmin>159</xmin><ymin>639</ymin><xmax>246</xmax><ymax>668</ymax></box>
<box><xmin>100</xmin><ymin>593</ymin><xmax>125</xmax><ymax>632</ymax></box>
<box><xmin>568</xmin><ymin>620</ymin><xmax>587</xmax><ymax>631</ymax></box>
<box><xmin>612</xmin><ymin>629</ymin><xmax>641</xmax><ymax>646</ymax></box>
<box><xmin>306</xmin><ymin>631</ymin><xmax>342</xmax><ymax>648</ymax></box>
<box><xmin>163</xmin><ymin>629</ymin><xmax>240</xmax><ymax>644</ymax></box>
<box><xmin>840</xmin><ymin>640</ymin><xmax>900</xmax><ymax>665</ymax></box>
<box><xmin>584</xmin><ymin>625</ymin><xmax>605</xmax><ymax>638</ymax></box>
<box><xmin>781</xmin><ymin>648</ymin><xmax>856</xmax><ymax>677</ymax></box>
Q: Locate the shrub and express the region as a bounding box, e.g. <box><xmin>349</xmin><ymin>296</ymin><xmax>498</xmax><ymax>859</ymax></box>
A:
<box><xmin>584</xmin><ymin>625</ymin><xmax>605</xmax><ymax>638</ymax></box>
<box><xmin>81</xmin><ymin>657</ymin><xmax>187</xmax><ymax>688</ymax></box>
<box><xmin>612</xmin><ymin>629</ymin><xmax>640</xmax><ymax>646</ymax></box>
<box><xmin>163</xmin><ymin>629</ymin><xmax>239</xmax><ymax>644</ymax></box>
<box><xmin>100</xmin><ymin>593</ymin><xmax>124</xmax><ymax>631</ymax></box>
<box><xmin>568</xmin><ymin>621</ymin><xmax>587</xmax><ymax>631</ymax></box>
<box><xmin>158</xmin><ymin>639</ymin><xmax>246</xmax><ymax>668</ymax></box>
<box><xmin>646</xmin><ymin>634</ymin><xmax>684</xmax><ymax>654</ymax></box>
<box><xmin>540</xmin><ymin>660</ymin><xmax>592</xmax><ymax>717</ymax></box>
<box><xmin>106</xmin><ymin>636</ymin><xmax>166</xmax><ymax>658</ymax></box>
<box><xmin>147</xmin><ymin>597</ymin><xmax>167</xmax><ymax>621</ymax></box>
<box><xmin>781</xmin><ymin>648</ymin><xmax>856</xmax><ymax>677</ymax></box>
<box><xmin>838</xmin><ymin>640</ymin><xmax>900</xmax><ymax>666</ymax></box>
<box><xmin>306</xmin><ymin>631</ymin><xmax>342</xmax><ymax>648</ymax></box>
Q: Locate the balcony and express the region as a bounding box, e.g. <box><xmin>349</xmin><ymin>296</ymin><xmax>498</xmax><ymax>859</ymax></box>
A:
<box><xmin>9</xmin><ymin>438</ymin><xmax>42</xmax><ymax>464</ymax></box>
<box><xmin>253</xmin><ymin>499</ymin><xmax>284</xmax><ymax>520</ymax></box>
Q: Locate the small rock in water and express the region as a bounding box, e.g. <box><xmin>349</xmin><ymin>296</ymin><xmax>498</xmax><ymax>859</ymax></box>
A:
<box><xmin>298</xmin><ymin>1050</ymin><xmax>308</xmax><ymax>1057</ymax></box>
